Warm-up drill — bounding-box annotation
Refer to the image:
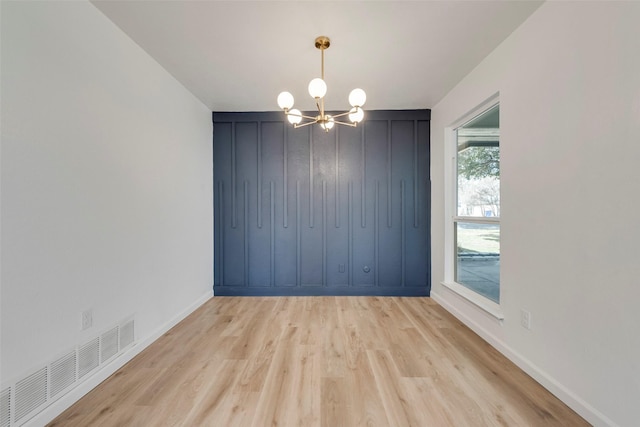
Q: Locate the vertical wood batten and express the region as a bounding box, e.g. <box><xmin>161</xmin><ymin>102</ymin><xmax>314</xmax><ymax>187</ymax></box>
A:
<box><xmin>348</xmin><ymin>181</ymin><xmax>353</xmax><ymax>287</ymax></box>
<box><xmin>309</xmin><ymin>128</ymin><xmax>314</xmax><ymax>228</ymax></box>
<box><xmin>401</xmin><ymin>180</ymin><xmax>406</xmax><ymax>287</ymax></box>
<box><xmin>232</xmin><ymin>122</ymin><xmax>237</xmax><ymax>228</ymax></box>
<box><xmin>387</xmin><ymin>120</ymin><xmax>392</xmax><ymax>228</ymax></box>
<box><xmin>335</xmin><ymin>129</ymin><xmax>340</xmax><ymax>228</ymax></box>
<box><xmin>361</xmin><ymin>124</ymin><xmax>366</xmax><ymax>228</ymax></box>
<box><xmin>414</xmin><ymin>120</ymin><xmax>419</xmax><ymax>228</ymax></box>
<box><xmin>257</xmin><ymin>121</ymin><xmax>262</xmax><ymax>229</ymax></box>
<box><xmin>375</xmin><ymin>180</ymin><xmax>379</xmax><ymax>287</ymax></box>
<box><xmin>322</xmin><ymin>180</ymin><xmax>327</xmax><ymax>287</ymax></box>
<box><xmin>218</xmin><ymin>181</ymin><xmax>224</xmax><ymax>287</ymax></box>
<box><xmin>244</xmin><ymin>181</ymin><xmax>249</xmax><ymax>287</ymax></box>
<box><xmin>270</xmin><ymin>181</ymin><xmax>275</xmax><ymax>287</ymax></box>
<box><xmin>296</xmin><ymin>180</ymin><xmax>301</xmax><ymax>287</ymax></box>
<box><xmin>283</xmin><ymin>124</ymin><xmax>288</xmax><ymax>228</ymax></box>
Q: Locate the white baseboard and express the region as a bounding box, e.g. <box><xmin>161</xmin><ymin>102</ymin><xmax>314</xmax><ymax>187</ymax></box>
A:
<box><xmin>23</xmin><ymin>290</ymin><xmax>213</xmax><ymax>427</ymax></box>
<box><xmin>431</xmin><ymin>291</ymin><xmax>617</xmax><ymax>427</ymax></box>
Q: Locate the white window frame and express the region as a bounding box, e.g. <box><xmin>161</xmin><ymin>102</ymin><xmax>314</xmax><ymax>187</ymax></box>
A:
<box><xmin>443</xmin><ymin>94</ymin><xmax>504</xmax><ymax>320</ymax></box>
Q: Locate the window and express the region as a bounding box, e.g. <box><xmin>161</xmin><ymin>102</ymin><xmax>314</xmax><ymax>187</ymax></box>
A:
<box><xmin>449</xmin><ymin>102</ymin><xmax>500</xmax><ymax>306</ymax></box>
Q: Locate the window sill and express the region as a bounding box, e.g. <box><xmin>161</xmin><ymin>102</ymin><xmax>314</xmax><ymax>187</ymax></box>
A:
<box><xmin>440</xmin><ymin>281</ymin><xmax>505</xmax><ymax>321</ymax></box>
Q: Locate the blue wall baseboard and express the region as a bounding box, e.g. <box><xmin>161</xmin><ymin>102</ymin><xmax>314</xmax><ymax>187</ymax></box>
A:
<box><xmin>214</xmin><ymin>286</ymin><xmax>429</xmax><ymax>297</ymax></box>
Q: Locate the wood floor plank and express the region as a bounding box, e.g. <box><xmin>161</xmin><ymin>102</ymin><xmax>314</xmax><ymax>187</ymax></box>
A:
<box><xmin>367</xmin><ymin>349</ymin><xmax>427</xmax><ymax>427</ymax></box>
<box><xmin>249</xmin><ymin>326</ymin><xmax>298</xmax><ymax>426</ymax></box>
<box><xmin>48</xmin><ymin>297</ymin><xmax>589</xmax><ymax>427</ymax></box>
<box><xmin>322</xmin><ymin>302</ymin><xmax>348</xmax><ymax>378</ymax></box>
<box><xmin>181</xmin><ymin>359</ymin><xmax>249</xmax><ymax>426</ymax></box>
<box><xmin>343</xmin><ymin>357</ymin><xmax>390</xmax><ymax>427</ymax></box>
<box><xmin>286</xmin><ymin>344</ymin><xmax>322</xmax><ymax>426</ymax></box>
<box><xmin>150</xmin><ymin>358</ymin><xmax>226</xmax><ymax>426</ymax></box>
<box><xmin>321</xmin><ymin>377</ymin><xmax>348</xmax><ymax>427</ymax></box>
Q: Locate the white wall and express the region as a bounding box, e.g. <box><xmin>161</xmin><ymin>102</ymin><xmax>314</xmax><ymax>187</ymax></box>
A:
<box><xmin>1</xmin><ymin>0</ymin><xmax>213</xmax><ymax>413</ymax></box>
<box><xmin>431</xmin><ymin>2</ymin><xmax>640</xmax><ymax>426</ymax></box>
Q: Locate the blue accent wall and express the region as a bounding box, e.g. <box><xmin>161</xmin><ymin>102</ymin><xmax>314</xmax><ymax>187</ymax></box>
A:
<box><xmin>213</xmin><ymin>110</ymin><xmax>430</xmax><ymax>296</ymax></box>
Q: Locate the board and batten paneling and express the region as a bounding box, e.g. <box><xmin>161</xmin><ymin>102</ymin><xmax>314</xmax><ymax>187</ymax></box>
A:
<box><xmin>213</xmin><ymin>110</ymin><xmax>430</xmax><ymax>296</ymax></box>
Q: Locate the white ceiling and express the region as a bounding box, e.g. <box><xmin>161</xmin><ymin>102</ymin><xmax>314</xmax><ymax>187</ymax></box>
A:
<box><xmin>91</xmin><ymin>1</ymin><xmax>542</xmax><ymax>112</ymax></box>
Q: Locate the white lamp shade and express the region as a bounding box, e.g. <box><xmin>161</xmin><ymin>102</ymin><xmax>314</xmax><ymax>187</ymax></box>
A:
<box><xmin>349</xmin><ymin>88</ymin><xmax>367</xmax><ymax>107</ymax></box>
<box><xmin>349</xmin><ymin>107</ymin><xmax>364</xmax><ymax>123</ymax></box>
<box><xmin>287</xmin><ymin>109</ymin><xmax>303</xmax><ymax>125</ymax></box>
<box><xmin>320</xmin><ymin>115</ymin><xmax>335</xmax><ymax>130</ymax></box>
<box><xmin>308</xmin><ymin>78</ymin><xmax>327</xmax><ymax>99</ymax></box>
<box><xmin>277</xmin><ymin>91</ymin><xmax>294</xmax><ymax>110</ymax></box>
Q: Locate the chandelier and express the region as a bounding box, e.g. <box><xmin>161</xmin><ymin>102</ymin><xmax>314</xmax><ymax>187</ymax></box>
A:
<box><xmin>277</xmin><ymin>36</ymin><xmax>367</xmax><ymax>132</ymax></box>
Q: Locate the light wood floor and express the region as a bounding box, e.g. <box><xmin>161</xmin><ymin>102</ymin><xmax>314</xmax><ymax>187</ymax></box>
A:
<box><xmin>48</xmin><ymin>297</ymin><xmax>588</xmax><ymax>426</ymax></box>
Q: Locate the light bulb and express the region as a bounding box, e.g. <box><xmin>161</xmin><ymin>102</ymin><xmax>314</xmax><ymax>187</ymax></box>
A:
<box><xmin>308</xmin><ymin>78</ymin><xmax>327</xmax><ymax>99</ymax></box>
<box><xmin>348</xmin><ymin>88</ymin><xmax>366</xmax><ymax>107</ymax></box>
<box><xmin>349</xmin><ymin>107</ymin><xmax>364</xmax><ymax>123</ymax></box>
<box><xmin>287</xmin><ymin>109</ymin><xmax>302</xmax><ymax>125</ymax></box>
<box><xmin>320</xmin><ymin>115</ymin><xmax>335</xmax><ymax>131</ymax></box>
<box><xmin>277</xmin><ymin>91</ymin><xmax>294</xmax><ymax>110</ymax></box>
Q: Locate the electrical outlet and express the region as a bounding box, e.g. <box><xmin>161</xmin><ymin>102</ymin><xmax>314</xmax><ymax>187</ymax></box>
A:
<box><xmin>81</xmin><ymin>309</ymin><xmax>93</xmax><ymax>330</ymax></box>
<box><xmin>520</xmin><ymin>309</ymin><xmax>532</xmax><ymax>330</ymax></box>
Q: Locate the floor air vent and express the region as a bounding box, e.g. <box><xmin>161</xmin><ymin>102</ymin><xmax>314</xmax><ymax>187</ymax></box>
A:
<box><xmin>50</xmin><ymin>351</ymin><xmax>77</xmax><ymax>398</ymax></box>
<box><xmin>101</xmin><ymin>327</ymin><xmax>119</xmax><ymax>363</ymax></box>
<box><xmin>78</xmin><ymin>338</ymin><xmax>99</xmax><ymax>379</ymax></box>
<box><xmin>120</xmin><ymin>319</ymin><xmax>134</xmax><ymax>349</ymax></box>
<box><xmin>1</xmin><ymin>388</ymin><xmax>10</xmax><ymax>427</ymax></box>
<box><xmin>3</xmin><ymin>316</ymin><xmax>134</xmax><ymax>426</ymax></box>
<box><xmin>15</xmin><ymin>367</ymin><xmax>47</xmax><ymax>423</ymax></box>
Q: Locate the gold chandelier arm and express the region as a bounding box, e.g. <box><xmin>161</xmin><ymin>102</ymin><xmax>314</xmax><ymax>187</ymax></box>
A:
<box><xmin>286</xmin><ymin>111</ymin><xmax>318</xmax><ymax>121</ymax></box>
<box><xmin>332</xmin><ymin>120</ymin><xmax>358</xmax><ymax>128</ymax></box>
<box><xmin>330</xmin><ymin>110</ymin><xmax>353</xmax><ymax>120</ymax></box>
<box><xmin>293</xmin><ymin>119</ymin><xmax>320</xmax><ymax>129</ymax></box>
<box><xmin>294</xmin><ymin>118</ymin><xmax>358</xmax><ymax>129</ymax></box>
